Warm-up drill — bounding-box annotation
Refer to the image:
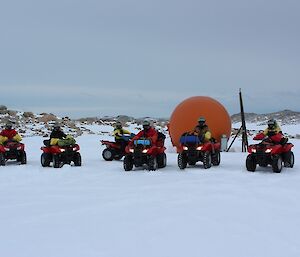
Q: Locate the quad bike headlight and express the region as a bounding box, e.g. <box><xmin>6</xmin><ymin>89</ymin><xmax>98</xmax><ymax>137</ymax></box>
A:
<box><xmin>183</xmin><ymin>146</ymin><xmax>188</xmax><ymax>150</ymax></box>
<box><xmin>4</xmin><ymin>147</ymin><xmax>10</xmax><ymax>151</ymax></box>
<box><xmin>196</xmin><ymin>146</ymin><xmax>202</xmax><ymax>151</ymax></box>
<box><xmin>17</xmin><ymin>146</ymin><xmax>22</xmax><ymax>150</ymax></box>
<box><xmin>73</xmin><ymin>147</ymin><xmax>78</xmax><ymax>151</ymax></box>
<box><xmin>129</xmin><ymin>148</ymin><xmax>134</xmax><ymax>153</ymax></box>
<box><xmin>60</xmin><ymin>149</ymin><xmax>66</xmax><ymax>152</ymax></box>
<box><xmin>251</xmin><ymin>149</ymin><xmax>257</xmax><ymax>153</ymax></box>
<box><xmin>265</xmin><ymin>149</ymin><xmax>272</xmax><ymax>153</ymax></box>
<box><xmin>142</xmin><ymin>149</ymin><xmax>148</xmax><ymax>153</ymax></box>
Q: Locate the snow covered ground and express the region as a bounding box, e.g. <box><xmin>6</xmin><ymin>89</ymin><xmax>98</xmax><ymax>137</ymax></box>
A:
<box><xmin>0</xmin><ymin>125</ymin><xmax>300</xmax><ymax>257</ymax></box>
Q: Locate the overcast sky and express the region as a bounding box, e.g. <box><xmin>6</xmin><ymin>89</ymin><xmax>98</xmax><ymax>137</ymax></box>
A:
<box><xmin>0</xmin><ymin>0</ymin><xmax>299</xmax><ymax>118</ymax></box>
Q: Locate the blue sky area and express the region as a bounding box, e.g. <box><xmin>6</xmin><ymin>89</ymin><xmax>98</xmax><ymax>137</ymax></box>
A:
<box><xmin>0</xmin><ymin>0</ymin><xmax>299</xmax><ymax>118</ymax></box>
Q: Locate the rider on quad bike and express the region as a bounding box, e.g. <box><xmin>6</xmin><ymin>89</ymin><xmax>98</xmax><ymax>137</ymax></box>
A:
<box><xmin>192</xmin><ymin>117</ymin><xmax>212</xmax><ymax>143</ymax></box>
<box><xmin>263</xmin><ymin>119</ymin><xmax>288</xmax><ymax>145</ymax></box>
<box><xmin>177</xmin><ymin>117</ymin><xmax>221</xmax><ymax>170</ymax></box>
<box><xmin>0</xmin><ymin>122</ymin><xmax>22</xmax><ymax>145</ymax></box>
<box><xmin>123</xmin><ymin>120</ymin><xmax>166</xmax><ymax>171</ymax></box>
<box><xmin>0</xmin><ymin>122</ymin><xmax>26</xmax><ymax>165</ymax></box>
<box><xmin>41</xmin><ymin>123</ymin><xmax>81</xmax><ymax>168</ymax></box>
<box><xmin>101</xmin><ymin>121</ymin><xmax>134</xmax><ymax>161</ymax></box>
<box><xmin>246</xmin><ymin>119</ymin><xmax>293</xmax><ymax>173</ymax></box>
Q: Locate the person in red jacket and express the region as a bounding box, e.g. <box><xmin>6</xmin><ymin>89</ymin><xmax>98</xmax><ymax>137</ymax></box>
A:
<box><xmin>131</xmin><ymin>120</ymin><xmax>158</xmax><ymax>146</ymax></box>
<box><xmin>0</xmin><ymin>122</ymin><xmax>22</xmax><ymax>145</ymax></box>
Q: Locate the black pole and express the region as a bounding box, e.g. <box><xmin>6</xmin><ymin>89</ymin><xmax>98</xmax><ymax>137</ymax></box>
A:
<box><xmin>239</xmin><ymin>88</ymin><xmax>248</xmax><ymax>152</ymax></box>
<box><xmin>226</xmin><ymin>126</ymin><xmax>242</xmax><ymax>152</ymax></box>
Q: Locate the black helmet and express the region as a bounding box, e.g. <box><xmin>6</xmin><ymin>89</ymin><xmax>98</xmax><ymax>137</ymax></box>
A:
<box><xmin>115</xmin><ymin>121</ymin><xmax>122</xmax><ymax>129</ymax></box>
<box><xmin>53</xmin><ymin>122</ymin><xmax>61</xmax><ymax>131</ymax></box>
<box><xmin>198</xmin><ymin>117</ymin><xmax>206</xmax><ymax>127</ymax></box>
<box><xmin>198</xmin><ymin>117</ymin><xmax>206</xmax><ymax>123</ymax></box>
<box><xmin>142</xmin><ymin>120</ymin><xmax>151</xmax><ymax>130</ymax></box>
<box><xmin>5</xmin><ymin>122</ymin><xmax>13</xmax><ymax>130</ymax></box>
<box><xmin>267</xmin><ymin>119</ymin><xmax>276</xmax><ymax>129</ymax></box>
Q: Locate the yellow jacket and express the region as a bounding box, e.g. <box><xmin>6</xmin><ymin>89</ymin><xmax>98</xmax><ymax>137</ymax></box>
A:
<box><xmin>0</xmin><ymin>134</ymin><xmax>22</xmax><ymax>145</ymax></box>
<box><xmin>113</xmin><ymin>128</ymin><xmax>131</xmax><ymax>140</ymax></box>
<box><xmin>263</xmin><ymin>124</ymin><xmax>281</xmax><ymax>136</ymax></box>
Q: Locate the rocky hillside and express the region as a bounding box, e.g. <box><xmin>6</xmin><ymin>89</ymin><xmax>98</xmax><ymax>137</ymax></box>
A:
<box><xmin>0</xmin><ymin>105</ymin><xmax>168</xmax><ymax>138</ymax></box>
<box><xmin>231</xmin><ymin>110</ymin><xmax>300</xmax><ymax>125</ymax></box>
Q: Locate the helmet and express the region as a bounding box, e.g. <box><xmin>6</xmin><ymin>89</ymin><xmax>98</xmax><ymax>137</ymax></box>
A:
<box><xmin>53</xmin><ymin>122</ymin><xmax>61</xmax><ymax>131</ymax></box>
<box><xmin>267</xmin><ymin>119</ymin><xmax>276</xmax><ymax>129</ymax></box>
<box><xmin>115</xmin><ymin>121</ymin><xmax>122</xmax><ymax>129</ymax></box>
<box><xmin>198</xmin><ymin>117</ymin><xmax>206</xmax><ymax>123</ymax></box>
<box><xmin>142</xmin><ymin>120</ymin><xmax>151</xmax><ymax>130</ymax></box>
<box><xmin>5</xmin><ymin>122</ymin><xmax>13</xmax><ymax>130</ymax></box>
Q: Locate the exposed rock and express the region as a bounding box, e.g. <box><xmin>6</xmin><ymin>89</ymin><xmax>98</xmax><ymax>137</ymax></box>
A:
<box><xmin>23</xmin><ymin>112</ymin><xmax>35</xmax><ymax>118</ymax></box>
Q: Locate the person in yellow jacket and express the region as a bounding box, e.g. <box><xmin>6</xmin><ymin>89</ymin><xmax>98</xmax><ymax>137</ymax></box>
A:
<box><xmin>0</xmin><ymin>122</ymin><xmax>22</xmax><ymax>145</ymax></box>
<box><xmin>262</xmin><ymin>119</ymin><xmax>288</xmax><ymax>144</ymax></box>
<box><xmin>113</xmin><ymin>121</ymin><xmax>131</xmax><ymax>150</ymax></box>
<box><xmin>263</xmin><ymin>119</ymin><xmax>281</xmax><ymax>137</ymax></box>
<box><xmin>192</xmin><ymin>117</ymin><xmax>212</xmax><ymax>143</ymax></box>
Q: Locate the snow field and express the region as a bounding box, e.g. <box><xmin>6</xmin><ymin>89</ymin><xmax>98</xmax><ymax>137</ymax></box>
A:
<box><xmin>0</xmin><ymin>132</ymin><xmax>299</xmax><ymax>257</ymax></box>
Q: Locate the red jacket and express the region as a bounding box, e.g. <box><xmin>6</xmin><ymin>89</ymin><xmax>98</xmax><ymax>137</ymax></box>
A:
<box><xmin>132</xmin><ymin>128</ymin><xmax>158</xmax><ymax>145</ymax></box>
<box><xmin>0</xmin><ymin>129</ymin><xmax>17</xmax><ymax>139</ymax></box>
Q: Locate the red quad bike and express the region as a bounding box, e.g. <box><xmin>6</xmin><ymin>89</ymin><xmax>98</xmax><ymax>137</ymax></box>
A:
<box><xmin>123</xmin><ymin>133</ymin><xmax>167</xmax><ymax>171</ymax></box>
<box><xmin>246</xmin><ymin>133</ymin><xmax>294</xmax><ymax>173</ymax></box>
<box><xmin>177</xmin><ymin>134</ymin><xmax>221</xmax><ymax>170</ymax></box>
<box><xmin>101</xmin><ymin>133</ymin><xmax>135</xmax><ymax>161</ymax></box>
<box><xmin>40</xmin><ymin>142</ymin><xmax>82</xmax><ymax>168</ymax></box>
<box><xmin>0</xmin><ymin>141</ymin><xmax>27</xmax><ymax>166</ymax></box>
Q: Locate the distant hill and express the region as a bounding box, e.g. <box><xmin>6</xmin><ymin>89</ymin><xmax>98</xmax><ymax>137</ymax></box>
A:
<box><xmin>231</xmin><ymin>110</ymin><xmax>300</xmax><ymax>125</ymax></box>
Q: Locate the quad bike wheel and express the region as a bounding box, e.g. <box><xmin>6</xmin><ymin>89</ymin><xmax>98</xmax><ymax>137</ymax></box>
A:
<box><xmin>284</xmin><ymin>151</ymin><xmax>294</xmax><ymax>168</ymax></box>
<box><xmin>203</xmin><ymin>151</ymin><xmax>212</xmax><ymax>169</ymax></box>
<box><xmin>178</xmin><ymin>153</ymin><xmax>187</xmax><ymax>170</ymax></box>
<box><xmin>212</xmin><ymin>151</ymin><xmax>221</xmax><ymax>166</ymax></box>
<box><xmin>20</xmin><ymin>151</ymin><xmax>27</xmax><ymax>165</ymax></box>
<box><xmin>246</xmin><ymin>154</ymin><xmax>256</xmax><ymax>172</ymax></box>
<box><xmin>41</xmin><ymin>153</ymin><xmax>51</xmax><ymax>167</ymax></box>
<box><xmin>102</xmin><ymin>148</ymin><xmax>114</xmax><ymax>161</ymax></box>
<box><xmin>53</xmin><ymin>154</ymin><xmax>62</xmax><ymax>168</ymax></box>
<box><xmin>272</xmin><ymin>155</ymin><xmax>282</xmax><ymax>173</ymax></box>
<box><xmin>0</xmin><ymin>153</ymin><xmax>5</xmax><ymax>166</ymax></box>
<box><xmin>157</xmin><ymin>153</ymin><xmax>167</xmax><ymax>168</ymax></box>
<box><xmin>123</xmin><ymin>155</ymin><xmax>134</xmax><ymax>171</ymax></box>
<box><xmin>73</xmin><ymin>152</ymin><xmax>82</xmax><ymax>166</ymax></box>
<box><xmin>148</xmin><ymin>156</ymin><xmax>158</xmax><ymax>171</ymax></box>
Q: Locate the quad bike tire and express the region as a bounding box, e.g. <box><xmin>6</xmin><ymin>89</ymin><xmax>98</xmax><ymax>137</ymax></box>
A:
<box><xmin>123</xmin><ymin>155</ymin><xmax>134</xmax><ymax>171</ymax></box>
<box><xmin>20</xmin><ymin>151</ymin><xmax>27</xmax><ymax>165</ymax></box>
<box><xmin>272</xmin><ymin>155</ymin><xmax>282</xmax><ymax>173</ymax></box>
<box><xmin>73</xmin><ymin>152</ymin><xmax>82</xmax><ymax>166</ymax></box>
<box><xmin>53</xmin><ymin>154</ymin><xmax>62</xmax><ymax>168</ymax></box>
<box><xmin>246</xmin><ymin>154</ymin><xmax>256</xmax><ymax>172</ymax></box>
<box><xmin>203</xmin><ymin>151</ymin><xmax>212</xmax><ymax>169</ymax></box>
<box><xmin>102</xmin><ymin>148</ymin><xmax>114</xmax><ymax>161</ymax></box>
<box><xmin>148</xmin><ymin>156</ymin><xmax>158</xmax><ymax>171</ymax></box>
<box><xmin>41</xmin><ymin>153</ymin><xmax>51</xmax><ymax>167</ymax></box>
<box><xmin>178</xmin><ymin>153</ymin><xmax>187</xmax><ymax>170</ymax></box>
<box><xmin>212</xmin><ymin>151</ymin><xmax>221</xmax><ymax>166</ymax></box>
<box><xmin>157</xmin><ymin>153</ymin><xmax>167</xmax><ymax>168</ymax></box>
<box><xmin>0</xmin><ymin>153</ymin><xmax>5</xmax><ymax>166</ymax></box>
<box><xmin>284</xmin><ymin>151</ymin><xmax>294</xmax><ymax>168</ymax></box>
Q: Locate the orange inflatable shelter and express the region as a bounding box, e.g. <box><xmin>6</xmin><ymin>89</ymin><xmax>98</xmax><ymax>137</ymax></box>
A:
<box><xmin>169</xmin><ymin>96</ymin><xmax>231</xmax><ymax>147</ymax></box>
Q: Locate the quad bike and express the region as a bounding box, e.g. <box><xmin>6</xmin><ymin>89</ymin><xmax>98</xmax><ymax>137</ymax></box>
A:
<box><xmin>40</xmin><ymin>142</ymin><xmax>81</xmax><ymax>168</ymax></box>
<box><xmin>0</xmin><ymin>140</ymin><xmax>27</xmax><ymax>166</ymax></box>
<box><xmin>123</xmin><ymin>134</ymin><xmax>167</xmax><ymax>171</ymax></box>
<box><xmin>101</xmin><ymin>133</ymin><xmax>135</xmax><ymax>161</ymax></box>
<box><xmin>246</xmin><ymin>133</ymin><xmax>294</xmax><ymax>173</ymax></box>
<box><xmin>177</xmin><ymin>134</ymin><xmax>221</xmax><ymax>170</ymax></box>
